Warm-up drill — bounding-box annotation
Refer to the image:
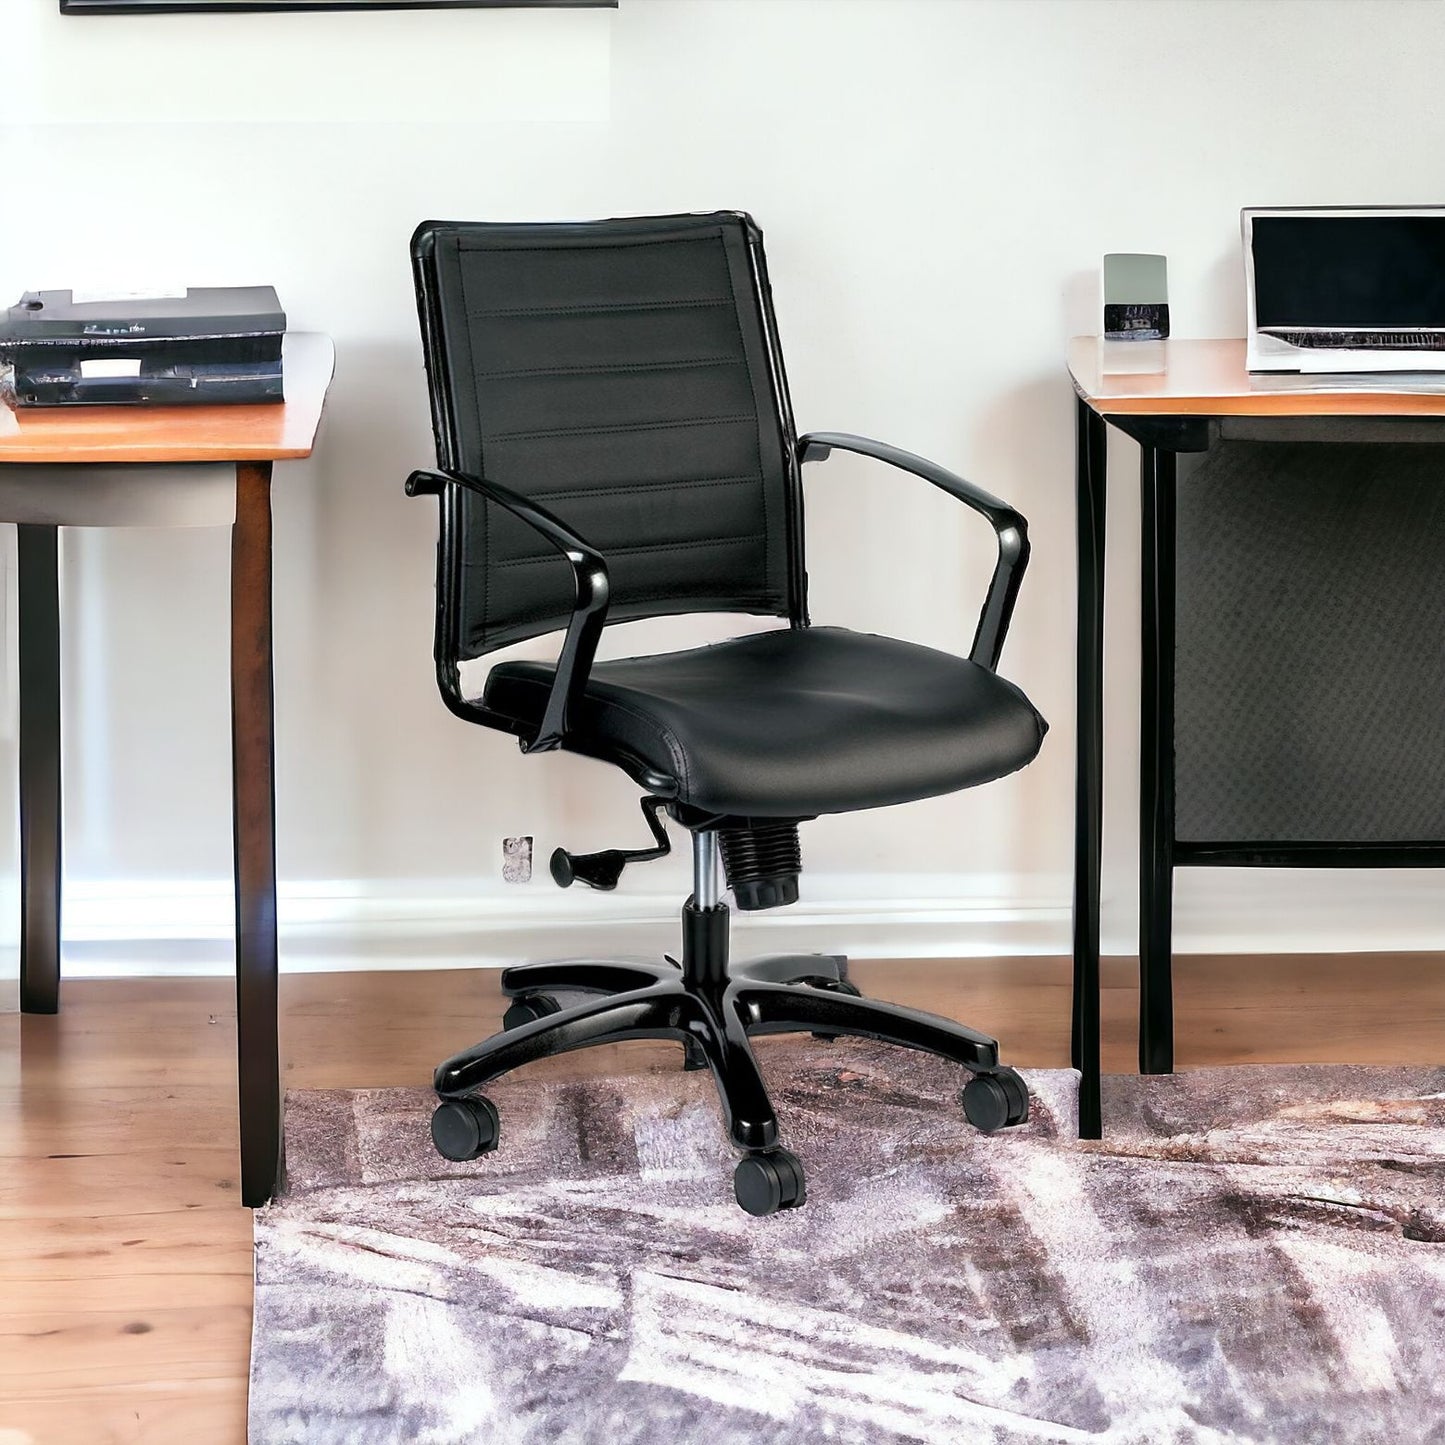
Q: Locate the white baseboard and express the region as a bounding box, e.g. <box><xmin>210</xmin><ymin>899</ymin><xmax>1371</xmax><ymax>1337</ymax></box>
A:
<box><xmin>37</xmin><ymin>874</ymin><xmax>1070</xmax><ymax>977</ymax></box>
<box><xmin>2</xmin><ymin>868</ymin><xmax>1442</xmax><ymax>980</ymax></box>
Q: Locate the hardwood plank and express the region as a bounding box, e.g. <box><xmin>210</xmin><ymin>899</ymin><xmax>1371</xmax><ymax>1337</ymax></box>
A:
<box><xmin>0</xmin><ymin>1210</ymin><xmax>252</xmax><ymax>1301</ymax></box>
<box><xmin>1</xmin><ymin>1150</ymin><xmax>246</xmax><ymax>1221</ymax></box>
<box><xmin>1174</xmin><ymin>951</ymin><xmax>1445</xmax><ymax>1066</ymax></box>
<box><xmin>0</xmin><ymin>1303</ymin><xmax>253</xmax><ymax>1382</ymax></box>
<box><xmin>0</xmin><ymin>1384</ymin><xmax>248</xmax><ymax>1445</ymax></box>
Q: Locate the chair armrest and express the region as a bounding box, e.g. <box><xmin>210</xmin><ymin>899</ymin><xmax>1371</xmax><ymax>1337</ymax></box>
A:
<box><xmin>797</xmin><ymin>432</ymin><xmax>1029</xmax><ymax>671</ymax></box>
<box><xmin>406</xmin><ymin>467</ymin><xmax>610</xmax><ymax>751</ymax></box>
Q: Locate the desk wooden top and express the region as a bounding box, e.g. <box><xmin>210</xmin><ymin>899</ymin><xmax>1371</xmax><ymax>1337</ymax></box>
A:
<box><xmin>1069</xmin><ymin>336</ymin><xmax>1445</xmax><ymax>419</ymax></box>
<box><xmin>0</xmin><ymin>332</ymin><xmax>334</xmax><ymax>464</ymax></box>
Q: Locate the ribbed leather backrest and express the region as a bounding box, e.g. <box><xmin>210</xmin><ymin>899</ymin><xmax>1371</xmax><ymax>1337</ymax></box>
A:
<box><xmin>413</xmin><ymin>213</ymin><xmax>798</xmax><ymax>660</ymax></box>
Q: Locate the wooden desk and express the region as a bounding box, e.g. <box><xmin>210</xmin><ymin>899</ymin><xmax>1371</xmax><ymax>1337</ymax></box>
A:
<box><xmin>2</xmin><ymin>332</ymin><xmax>333</xmax><ymax>1206</ymax></box>
<box><xmin>1069</xmin><ymin>336</ymin><xmax>1445</xmax><ymax>418</ymax></box>
<box><xmin>1069</xmin><ymin>337</ymin><xmax>1445</xmax><ymax>1138</ymax></box>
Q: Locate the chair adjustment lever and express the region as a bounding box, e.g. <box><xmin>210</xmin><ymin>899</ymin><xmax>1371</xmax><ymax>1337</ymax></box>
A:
<box><xmin>550</xmin><ymin>796</ymin><xmax>671</xmax><ymax>891</ymax></box>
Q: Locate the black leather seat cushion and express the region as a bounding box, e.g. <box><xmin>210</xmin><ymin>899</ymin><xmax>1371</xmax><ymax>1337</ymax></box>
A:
<box><xmin>483</xmin><ymin>626</ymin><xmax>1047</xmax><ymax>817</ymax></box>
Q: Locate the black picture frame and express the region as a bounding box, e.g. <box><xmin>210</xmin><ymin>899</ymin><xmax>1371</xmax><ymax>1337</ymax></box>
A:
<box><xmin>61</xmin><ymin>0</ymin><xmax>613</xmax><ymax>13</ymax></box>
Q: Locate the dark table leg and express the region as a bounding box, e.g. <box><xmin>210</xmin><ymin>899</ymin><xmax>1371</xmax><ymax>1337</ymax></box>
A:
<box><xmin>1139</xmin><ymin>447</ymin><xmax>1176</xmax><ymax>1074</ymax></box>
<box><xmin>18</xmin><ymin>525</ymin><xmax>62</xmax><ymax>1016</ymax></box>
<box><xmin>1072</xmin><ymin>399</ymin><xmax>1106</xmax><ymax>1138</ymax></box>
<box><xmin>232</xmin><ymin>461</ymin><xmax>282</xmax><ymax>1207</ymax></box>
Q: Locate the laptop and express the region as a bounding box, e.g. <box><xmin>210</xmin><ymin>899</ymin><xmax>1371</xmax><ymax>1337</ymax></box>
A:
<box><xmin>1244</xmin><ymin>206</ymin><xmax>1445</xmax><ymax>373</ymax></box>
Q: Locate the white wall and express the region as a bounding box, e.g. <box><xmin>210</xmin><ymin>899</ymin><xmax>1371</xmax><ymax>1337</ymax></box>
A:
<box><xmin>3</xmin><ymin>0</ymin><xmax>1445</xmax><ymax>977</ymax></box>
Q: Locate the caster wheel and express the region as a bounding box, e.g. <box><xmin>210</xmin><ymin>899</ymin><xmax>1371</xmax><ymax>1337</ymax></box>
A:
<box><xmin>960</xmin><ymin>1066</ymin><xmax>1030</xmax><ymax>1134</ymax></box>
<box><xmin>733</xmin><ymin>1147</ymin><xmax>807</xmax><ymax>1216</ymax></box>
<box><xmin>682</xmin><ymin>1037</ymin><xmax>708</xmax><ymax>1072</ymax></box>
<box><xmin>503</xmin><ymin>992</ymin><xmax>562</xmax><ymax>1031</ymax></box>
<box><xmin>431</xmin><ymin>1096</ymin><xmax>500</xmax><ymax>1161</ymax></box>
<box><xmin>807</xmin><ymin>976</ymin><xmax>860</xmax><ymax>1041</ymax></box>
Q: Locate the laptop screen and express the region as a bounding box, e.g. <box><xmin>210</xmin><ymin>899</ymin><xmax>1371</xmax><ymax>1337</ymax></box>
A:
<box><xmin>1252</xmin><ymin>213</ymin><xmax>1445</xmax><ymax>330</ymax></box>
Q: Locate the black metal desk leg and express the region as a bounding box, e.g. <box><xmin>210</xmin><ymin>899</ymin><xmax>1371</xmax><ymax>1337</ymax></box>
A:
<box><xmin>232</xmin><ymin>461</ymin><xmax>282</xmax><ymax>1207</ymax></box>
<box><xmin>1072</xmin><ymin>399</ymin><xmax>1106</xmax><ymax>1138</ymax></box>
<box><xmin>1139</xmin><ymin>447</ymin><xmax>1176</xmax><ymax>1074</ymax></box>
<box><xmin>18</xmin><ymin>524</ymin><xmax>61</xmax><ymax>1016</ymax></box>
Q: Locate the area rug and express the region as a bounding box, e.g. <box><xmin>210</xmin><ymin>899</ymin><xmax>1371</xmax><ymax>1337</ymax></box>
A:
<box><xmin>249</xmin><ymin>1047</ymin><xmax>1445</xmax><ymax>1444</ymax></box>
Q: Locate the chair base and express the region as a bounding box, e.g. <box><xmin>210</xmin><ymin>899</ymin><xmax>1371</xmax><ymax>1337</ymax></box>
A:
<box><xmin>431</xmin><ymin>902</ymin><xmax>1028</xmax><ymax>1215</ymax></box>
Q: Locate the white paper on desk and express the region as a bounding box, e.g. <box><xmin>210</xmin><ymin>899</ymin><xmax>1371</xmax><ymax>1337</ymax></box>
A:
<box><xmin>68</xmin><ymin>288</ymin><xmax>188</xmax><ymax>306</ymax></box>
<box><xmin>1249</xmin><ymin>371</ymin><xmax>1445</xmax><ymax>393</ymax></box>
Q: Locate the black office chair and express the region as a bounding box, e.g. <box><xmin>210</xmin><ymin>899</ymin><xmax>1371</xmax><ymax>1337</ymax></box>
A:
<box><xmin>406</xmin><ymin>213</ymin><xmax>1047</xmax><ymax>1215</ymax></box>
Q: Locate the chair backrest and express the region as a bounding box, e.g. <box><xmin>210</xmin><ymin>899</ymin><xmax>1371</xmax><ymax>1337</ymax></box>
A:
<box><xmin>412</xmin><ymin>212</ymin><xmax>804</xmax><ymax>662</ymax></box>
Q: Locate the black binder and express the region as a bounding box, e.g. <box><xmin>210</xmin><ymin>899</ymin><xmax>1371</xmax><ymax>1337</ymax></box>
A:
<box><xmin>0</xmin><ymin>286</ymin><xmax>286</xmax><ymax>407</ymax></box>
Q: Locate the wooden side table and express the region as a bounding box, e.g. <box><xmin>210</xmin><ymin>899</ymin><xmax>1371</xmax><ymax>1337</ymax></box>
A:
<box><xmin>1</xmin><ymin>332</ymin><xmax>333</xmax><ymax>1205</ymax></box>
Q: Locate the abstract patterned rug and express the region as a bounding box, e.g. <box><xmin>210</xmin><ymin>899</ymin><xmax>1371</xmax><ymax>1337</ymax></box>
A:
<box><xmin>249</xmin><ymin>1048</ymin><xmax>1445</xmax><ymax>1444</ymax></box>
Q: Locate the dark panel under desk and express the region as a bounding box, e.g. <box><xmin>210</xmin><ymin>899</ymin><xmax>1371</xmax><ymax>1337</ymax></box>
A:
<box><xmin>1174</xmin><ymin>437</ymin><xmax>1445</xmax><ymax>845</ymax></box>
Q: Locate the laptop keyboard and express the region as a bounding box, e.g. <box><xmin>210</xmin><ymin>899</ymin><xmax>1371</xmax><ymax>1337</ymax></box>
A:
<box><xmin>1268</xmin><ymin>329</ymin><xmax>1445</xmax><ymax>349</ymax></box>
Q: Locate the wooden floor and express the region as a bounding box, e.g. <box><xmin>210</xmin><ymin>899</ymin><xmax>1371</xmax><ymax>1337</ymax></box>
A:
<box><xmin>3</xmin><ymin>952</ymin><xmax>1445</xmax><ymax>1444</ymax></box>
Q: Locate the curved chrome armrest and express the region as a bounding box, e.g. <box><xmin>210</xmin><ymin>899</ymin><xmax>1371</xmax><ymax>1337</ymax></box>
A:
<box><xmin>406</xmin><ymin>467</ymin><xmax>610</xmax><ymax>751</ymax></box>
<box><xmin>797</xmin><ymin>432</ymin><xmax>1029</xmax><ymax>671</ymax></box>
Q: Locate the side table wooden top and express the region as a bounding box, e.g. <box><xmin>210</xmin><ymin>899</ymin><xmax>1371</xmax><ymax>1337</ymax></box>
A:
<box><xmin>0</xmin><ymin>332</ymin><xmax>334</xmax><ymax>464</ymax></box>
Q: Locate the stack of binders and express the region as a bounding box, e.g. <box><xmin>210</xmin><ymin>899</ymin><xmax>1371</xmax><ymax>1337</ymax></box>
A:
<box><xmin>0</xmin><ymin>286</ymin><xmax>285</xmax><ymax>407</ymax></box>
